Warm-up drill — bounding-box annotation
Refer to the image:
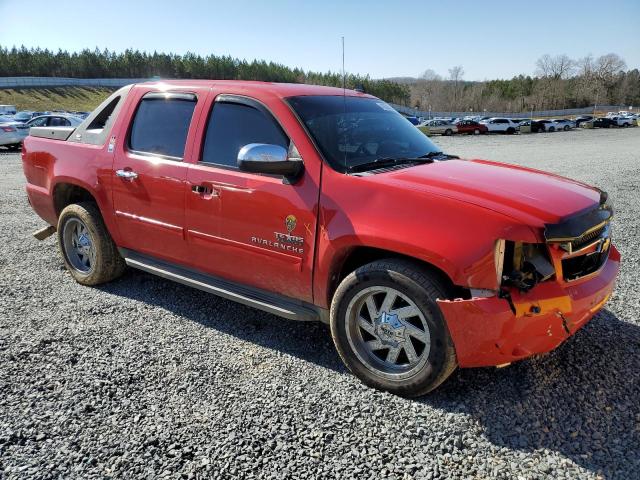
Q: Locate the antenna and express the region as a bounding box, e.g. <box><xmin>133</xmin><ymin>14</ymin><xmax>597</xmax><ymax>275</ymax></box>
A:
<box><xmin>341</xmin><ymin>36</ymin><xmax>346</xmax><ymax>91</ymax></box>
<box><xmin>341</xmin><ymin>36</ymin><xmax>347</xmax><ymax>169</ymax></box>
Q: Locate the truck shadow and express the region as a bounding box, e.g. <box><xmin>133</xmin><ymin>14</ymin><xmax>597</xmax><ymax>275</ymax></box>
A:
<box><xmin>100</xmin><ymin>270</ymin><xmax>639</xmax><ymax>477</ymax></box>
<box><xmin>422</xmin><ymin>308</ymin><xmax>640</xmax><ymax>478</ymax></box>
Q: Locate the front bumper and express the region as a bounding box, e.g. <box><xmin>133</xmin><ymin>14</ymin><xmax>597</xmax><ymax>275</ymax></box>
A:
<box><xmin>438</xmin><ymin>245</ymin><xmax>620</xmax><ymax>368</ymax></box>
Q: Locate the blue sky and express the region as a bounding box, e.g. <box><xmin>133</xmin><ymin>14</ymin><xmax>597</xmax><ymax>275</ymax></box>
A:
<box><xmin>1</xmin><ymin>0</ymin><xmax>638</xmax><ymax>80</ymax></box>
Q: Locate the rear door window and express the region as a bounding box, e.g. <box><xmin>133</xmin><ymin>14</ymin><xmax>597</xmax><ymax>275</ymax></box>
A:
<box><xmin>201</xmin><ymin>101</ymin><xmax>288</xmax><ymax>168</ymax></box>
<box><xmin>129</xmin><ymin>94</ymin><xmax>197</xmax><ymax>159</ymax></box>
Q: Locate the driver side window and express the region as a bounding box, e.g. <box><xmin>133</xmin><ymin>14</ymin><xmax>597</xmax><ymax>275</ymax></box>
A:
<box><xmin>201</xmin><ymin>101</ymin><xmax>288</xmax><ymax>168</ymax></box>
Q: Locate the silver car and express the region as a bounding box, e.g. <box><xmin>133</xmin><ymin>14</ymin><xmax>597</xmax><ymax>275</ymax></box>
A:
<box><xmin>419</xmin><ymin>119</ymin><xmax>458</xmax><ymax>136</ymax></box>
<box><xmin>550</xmin><ymin>119</ymin><xmax>576</xmax><ymax>131</ymax></box>
<box><xmin>0</xmin><ymin>115</ymin><xmax>29</xmax><ymax>149</ymax></box>
<box><xmin>26</xmin><ymin>114</ymin><xmax>83</xmax><ymax>128</ymax></box>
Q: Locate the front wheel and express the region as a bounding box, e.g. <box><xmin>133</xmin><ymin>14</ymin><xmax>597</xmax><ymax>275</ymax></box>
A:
<box><xmin>444</xmin><ymin>129</ymin><xmax>453</xmax><ymax>136</ymax></box>
<box><xmin>330</xmin><ymin>259</ymin><xmax>457</xmax><ymax>397</ymax></box>
<box><xmin>564</xmin><ymin>125</ymin><xmax>570</xmax><ymax>131</ymax></box>
<box><xmin>506</xmin><ymin>127</ymin><xmax>515</xmax><ymax>134</ymax></box>
<box><xmin>549</xmin><ymin>126</ymin><xmax>556</xmax><ymax>132</ymax></box>
<box><xmin>57</xmin><ymin>202</ymin><xmax>125</xmax><ymax>286</ymax></box>
<box><xmin>473</xmin><ymin>128</ymin><xmax>480</xmax><ymax>135</ymax></box>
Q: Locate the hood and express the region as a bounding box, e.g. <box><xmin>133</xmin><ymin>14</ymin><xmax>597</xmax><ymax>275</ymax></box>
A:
<box><xmin>382</xmin><ymin>159</ymin><xmax>601</xmax><ymax>225</ymax></box>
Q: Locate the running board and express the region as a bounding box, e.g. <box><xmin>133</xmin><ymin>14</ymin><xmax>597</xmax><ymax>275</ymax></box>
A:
<box><xmin>121</xmin><ymin>249</ymin><xmax>322</xmax><ymax>322</ymax></box>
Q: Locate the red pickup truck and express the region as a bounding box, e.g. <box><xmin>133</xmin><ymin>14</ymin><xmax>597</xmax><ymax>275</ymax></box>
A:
<box><xmin>22</xmin><ymin>80</ymin><xmax>620</xmax><ymax>396</ymax></box>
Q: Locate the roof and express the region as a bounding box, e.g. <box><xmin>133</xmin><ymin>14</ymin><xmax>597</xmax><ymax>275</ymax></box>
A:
<box><xmin>136</xmin><ymin>79</ymin><xmax>375</xmax><ymax>99</ymax></box>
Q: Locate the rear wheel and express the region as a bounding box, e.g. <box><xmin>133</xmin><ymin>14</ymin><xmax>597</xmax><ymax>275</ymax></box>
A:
<box><xmin>330</xmin><ymin>259</ymin><xmax>457</xmax><ymax>397</ymax></box>
<box><xmin>473</xmin><ymin>128</ymin><xmax>480</xmax><ymax>135</ymax></box>
<box><xmin>549</xmin><ymin>126</ymin><xmax>556</xmax><ymax>132</ymax></box>
<box><xmin>564</xmin><ymin>125</ymin><xmax>570</xmax><ymax>131</ymax></box>
<box><xmin>506</xmin><ymin>127</ymin><xmax>515</xmax><ymax>134</ymax></box>
<box><xmin>444</xmin><ymin>129</ymin><xmax>453</xmax><ymax>136</ymax></box>
<box><xmin>57</xmin><ymin>202</ymin><xmax>125</xmax><ymax>286</ymax></box>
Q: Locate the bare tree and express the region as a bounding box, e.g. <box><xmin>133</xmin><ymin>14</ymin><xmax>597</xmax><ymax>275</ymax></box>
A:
<box><xmin>535</xmin><ymin>54</ymin><xmax>575</xmax><ymax>79</ymax></box>
<box><xmin>448</xmin><ymin>65</ymin><xmax>465</xmax><ymax>110</ymax></box>
<box><xmin>594</xmin><ymin>53</ymin><xmax>626</xmax><ymax>81</ymax></box>
<box><xmin>414</xmin><ymin>69</ymin><xmax>443</xmax><ymax>110</ymax></box>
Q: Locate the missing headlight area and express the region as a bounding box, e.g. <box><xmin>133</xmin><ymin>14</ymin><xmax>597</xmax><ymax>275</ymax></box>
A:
<box><xmin>500</xmin><ymin>241</ymin><xmax>556</xmax><ymax>292</ymax></box>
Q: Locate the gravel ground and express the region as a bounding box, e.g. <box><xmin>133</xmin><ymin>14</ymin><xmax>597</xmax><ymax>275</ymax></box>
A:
<box><xmin>1</xmin><ymin>128</ymin><xmax>639</xmax><ymax>479</ymax></box>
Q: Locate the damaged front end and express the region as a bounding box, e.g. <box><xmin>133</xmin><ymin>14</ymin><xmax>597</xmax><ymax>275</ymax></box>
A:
<box><xmin>438</xmin><ymin>191</ymin><xmax>619</xmax><ymax>367</ymax></box>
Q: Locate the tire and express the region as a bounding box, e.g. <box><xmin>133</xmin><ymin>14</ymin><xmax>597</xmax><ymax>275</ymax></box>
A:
<box><xmin>330</xmin><ymin>259</ymin><xmax>457</xmax><ymax>397</ymax></box>
<box><xmin>549</xmin><ymin>126</ymin><xmax>555</xmax><ymax>132</ymax></box>
<box><xmin>473</xmin><ymin>128</ymin><xmax>480</xmax><ymax>135</ymax></box>
<box><xmin>506</xmin><ymin>127</ymin><xmax>515</xmax><ymax>134</ymax></box>
<box><xmin>7</xmin><ymin>143</ymin><xmax>20</xmax><ymax>151</ymax></box>
<box><xmin>57</xmin><ymin>202</ymin><xmax>126</xmax><ymax>286</ymax></box>
<box><xmin>444</xmin><ymin>129</ymin><xmax>452</xmax><ymax>136</ymax></box>
<box><xmin>564</xmin><ymin>125</ymin><xmax>570</xmax><ymax>131</ymax></box>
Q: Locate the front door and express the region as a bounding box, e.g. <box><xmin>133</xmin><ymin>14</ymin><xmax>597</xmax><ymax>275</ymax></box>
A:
<box><xmin>112</xmin><ymin>90</ymin><xmax>203</xmax><ymax>264</ymax></box>
<box><xmin>185</xmin><ymin>95</ymin><xmax>318</xmax><ymax>302</ymax></box>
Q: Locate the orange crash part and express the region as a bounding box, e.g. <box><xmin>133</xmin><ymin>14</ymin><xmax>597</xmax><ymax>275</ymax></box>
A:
<box><xmin>438</xmin><ymin>245</ymin><xmax>620</xmax><ymax>368</ymax></box>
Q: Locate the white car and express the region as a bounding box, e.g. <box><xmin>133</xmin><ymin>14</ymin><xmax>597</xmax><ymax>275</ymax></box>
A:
<box><xmin>26</xmin><ymin>114</ymin><xmax>83</xmax><ymax>128</ymax></box>
<box><xmin>0</xmin><ymin>115</ymin><xmax>29</xmax><ymax>149</ymax></box>
<box><xmin>609</xmin><ymin>116</ymin><xmax>634</xmax><ymax>127</ymax></box>
<box><xmin>0</xmin><ymin>105</ymin><xmax>17</xmax><ymax>115</ymax></box>
<box><xmin>550</xmin><ymin>119</ymin><xmax>576</xmax><ymax>131</ymax></box>
<box><xmin>480</xmin><ymin>117</ymin><xmax>519</xmax><ymax>134</ymax></box>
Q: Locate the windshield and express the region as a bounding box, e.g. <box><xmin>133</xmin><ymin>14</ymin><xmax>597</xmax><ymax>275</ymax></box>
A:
<box><xmin>287</xmin><ymin>96</ymin><xmax>441</xmax><ymax>173</ymax></box>
<box><xmin>14</xmin><ymin>112</ymin><xmax>31</xmax><ymax>121</ymax></box>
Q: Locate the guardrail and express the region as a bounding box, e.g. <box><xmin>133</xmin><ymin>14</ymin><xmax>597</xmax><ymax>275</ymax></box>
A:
<box><xmin>0</xmin><ymin>77</ymin><xmax>151</xmax><ymax>89</ymax></box>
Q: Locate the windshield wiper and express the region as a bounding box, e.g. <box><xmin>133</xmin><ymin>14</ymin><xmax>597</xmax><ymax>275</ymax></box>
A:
<box><xmin>348</xmin><ymin>151</ymin><xmax>454</xmax><ymax>173</ymax></box>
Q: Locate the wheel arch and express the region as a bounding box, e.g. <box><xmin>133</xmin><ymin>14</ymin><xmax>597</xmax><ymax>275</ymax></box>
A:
<box><xmin>326</xmin><ymin>246</ymin><xmax>465</xmax><ymax>308</ymax></box>
<box><xmin>52</xmin><ymin>181</ymin><xmax>98</xmax><ymax>217</ymax></box>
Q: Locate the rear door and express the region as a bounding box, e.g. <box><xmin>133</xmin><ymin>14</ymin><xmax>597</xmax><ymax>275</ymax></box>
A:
<box><xmin>111</xmin><ymin>90</ymin><xmax>205</xmax><ymax>264</ymax></box>
<box><xmin>185</xmin><ymin>94</ymin><xmax>318</xmax><ymax>302</ymax></box>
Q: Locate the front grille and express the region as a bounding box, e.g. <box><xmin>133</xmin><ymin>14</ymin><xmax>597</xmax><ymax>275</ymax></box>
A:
<box><xmin>571</xmin><ymin>224</ymin><xmax>605</xmax><ymax>250</ymax></box>
<box><xmin>562</xmin><ymin>245</ymin><xmax>609</xmax><ymax>281</ymax></box>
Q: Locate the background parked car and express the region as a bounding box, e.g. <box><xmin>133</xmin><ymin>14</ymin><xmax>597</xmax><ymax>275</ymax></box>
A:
<box><xmin>536</xmin><ymin>119</ymin><xmax>557</xmax><ymax>132</ymax></box>
<box><xmin>12</xmin><ymin>111</ymin><xmax>38</xmax><ymax>123</ymax></box>
<box><xmin>480</xmin><ymin>117</ymin><xmax>519</xmax><ymax>134</ymax></box>
<box><xmin>518</xmin><ymin>119</ymin><xmax>546</xmax><ymax>133</ymax></box>
<box><xmin>26</xmin><ymin>114</ymin><xmax>83</xmax><ymax>128</ymax></box>
<box><xmin>418</xmin><ymin>119</ymin><xmax>458</xmax><ymax>135</ymax></box>
<box><xmin>0</xmin><ymin>105</ymin><xmax>17</xmax><ymax>115</ymax></box>
<box><xmin>609</xmin><ymin>115</ymin><xmax>634</xmax><ymax>127</ymax></box>
<box><xmin>575</xmin><ymin>115</ymin><xmax>594</xmax><ymax>127</ymax></box>
<box><xmin>550</xmin><ymin>118</ymin><xmax>576</xmax><ymax>131</ymax></box>
<box><xmin>0</xmin><ymin>115</ymin><xmax>29</xmax><ymax>149</ymax></box>
<box><xmin>588</xmin><ymin>117</ymin><xmax>616</xmax><ymax>128</ymax></box>
<box><xmin>453</xmin><ymin>119</ymin><xmax>488</xmax><ymax>135</ymax></box>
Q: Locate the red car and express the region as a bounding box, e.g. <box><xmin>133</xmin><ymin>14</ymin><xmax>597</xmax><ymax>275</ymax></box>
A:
<box><xmin>22</xmin><ymin>81</ymin><xmax>619</xmax><ymax>396</ymax></box>
<box><xmin>454</xmin><ymin>119</ymin><xmax>488</xmax><ymax>135</ymax></box>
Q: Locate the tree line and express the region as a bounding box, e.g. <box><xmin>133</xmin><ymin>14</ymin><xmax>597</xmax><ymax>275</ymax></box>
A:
<box><xmin>0</xmin><ymin>46</ymin><xmax>410</xmax><ymax>105</ymax></box>
<box><xmin>410</xmin><ymin>53</ymin><xmax>639</xmax><ymax>113</ymax></box>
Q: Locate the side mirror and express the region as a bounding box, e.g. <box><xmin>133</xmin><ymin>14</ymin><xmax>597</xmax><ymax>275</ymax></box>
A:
<box><xmin>237</xmin><ymin>143</ymin><xmax>303</xmax><ymax>183</ymax></box>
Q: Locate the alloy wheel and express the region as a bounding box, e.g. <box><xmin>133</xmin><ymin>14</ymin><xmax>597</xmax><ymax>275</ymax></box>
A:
<box><xmin>346</xmin><ymin>286</ymin><xmax>431</xmax><ymax>380</ymax></box>
<box><xmin>63</xmin><ymin>218</ymin><xmax>95</xmax><ymax>273</ymax></box>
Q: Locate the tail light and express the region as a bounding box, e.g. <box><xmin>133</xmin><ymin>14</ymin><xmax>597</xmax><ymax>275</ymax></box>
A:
<box><xmin>1</xmin><ymin>126</ymin><xmax>16</xmax><ymax>132</ymax></box>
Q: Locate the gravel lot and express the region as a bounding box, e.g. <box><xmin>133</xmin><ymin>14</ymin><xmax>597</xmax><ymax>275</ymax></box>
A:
<box><xmin>1</xmin><ymin>128</ymin><xmax>639</xmax><ymax>479</ymax></box>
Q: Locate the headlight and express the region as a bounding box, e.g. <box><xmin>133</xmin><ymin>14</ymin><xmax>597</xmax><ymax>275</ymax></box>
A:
<box><xmin>498</xmin><ymin>241</ymin><xmax>555</xmax><ymax>291</ymax></box>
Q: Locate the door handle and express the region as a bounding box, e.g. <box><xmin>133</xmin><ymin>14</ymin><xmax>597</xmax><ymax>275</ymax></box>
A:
<box><xmin>115</xmin><ymin>169</ymin><xmax>138</xmax><ymax>181</ymax></box>
<box><xmin>191</xmin><ymin>184</ymin><xmax>219</xmax><ymax>197</ymax></box>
